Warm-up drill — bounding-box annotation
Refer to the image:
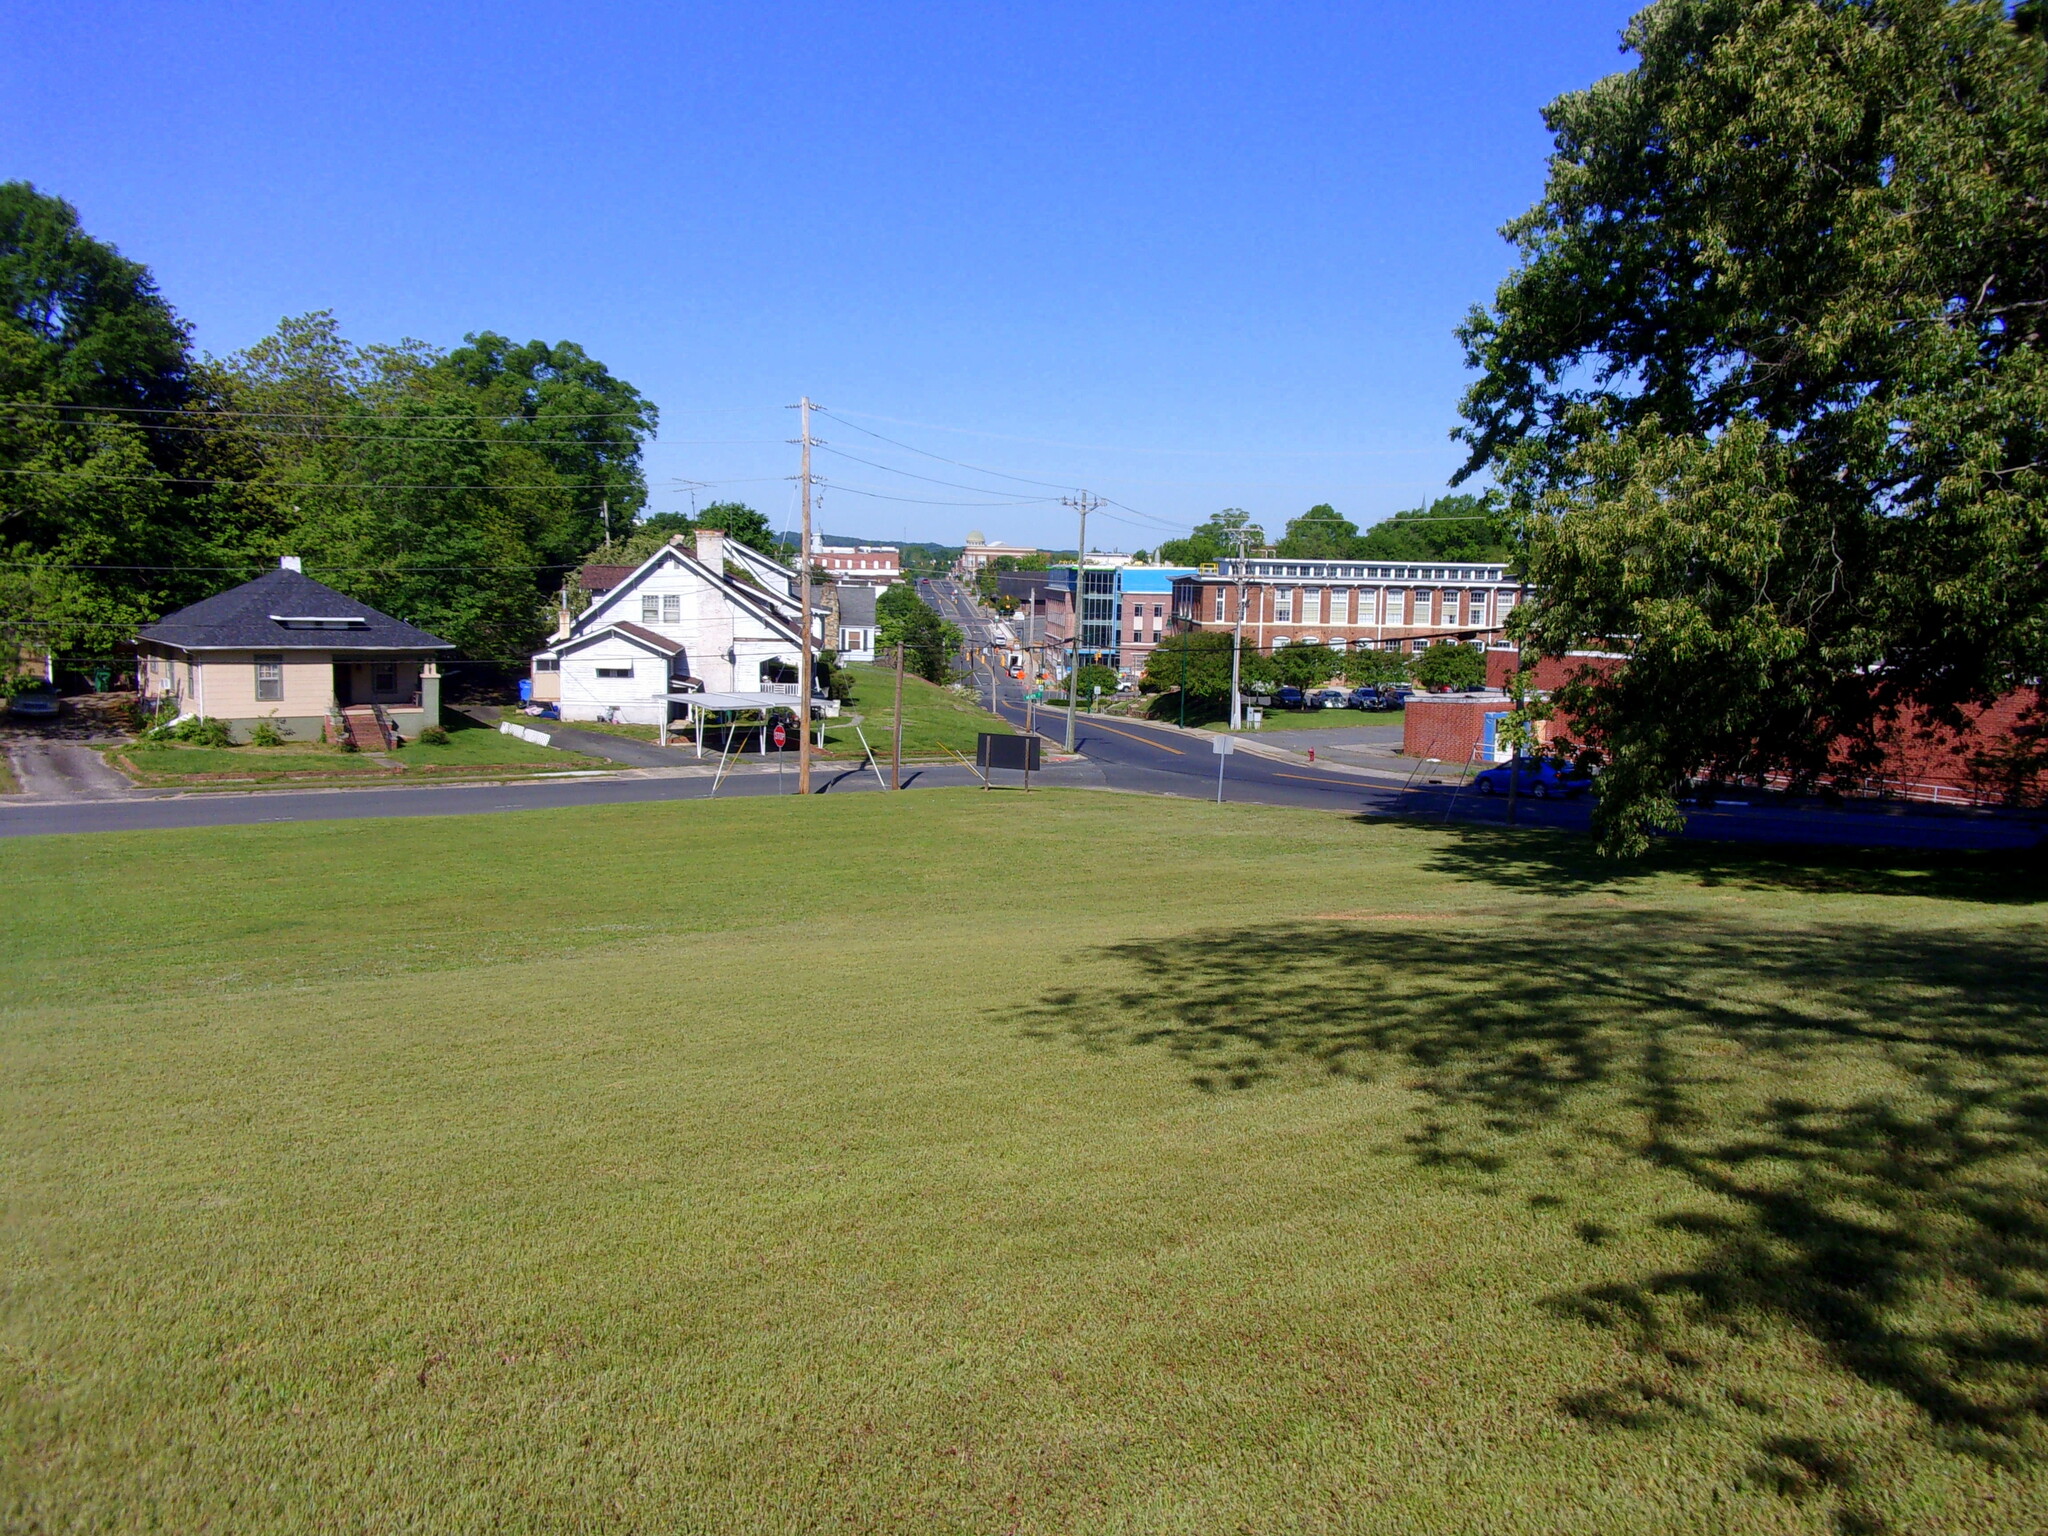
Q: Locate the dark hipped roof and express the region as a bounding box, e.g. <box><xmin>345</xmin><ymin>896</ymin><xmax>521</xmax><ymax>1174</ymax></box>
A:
<box><xmin>137</xmin><ymin>568</ymin><xmax>455</xmax><ymax>653</ymax></box>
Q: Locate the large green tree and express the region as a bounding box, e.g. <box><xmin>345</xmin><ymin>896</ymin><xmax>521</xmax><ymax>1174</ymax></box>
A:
<box><xmin>1354</xmin><ymin>495</ymin><xmax>1507</xmax><ymax>562</ymax></box>
<box><xmin>876</xmin><ymin>583</ymin><xmax>961</xmax><ymax>683</ymax></box>
<box><xmin>436</xmin><ymin>333</ymin><xmax>656</xmax><ymax>569</ymax></box>
<box><xmin>1275</xmin><ymin>505</ymin><xmax>1360</xmax><ymax>559</ymax></box>
<box><xmin>1456</xmin><ymin>0</ymin><xmax>2048</xmax><ymax>852</ymax></box>
<box><xmin>0</xmin><ymin>183</ymin><xmax>258</xmax><ymax>664</ymax></box>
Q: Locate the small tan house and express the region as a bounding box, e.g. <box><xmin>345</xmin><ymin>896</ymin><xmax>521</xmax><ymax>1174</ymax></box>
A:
<box><xmin>136</xmin><ymin>558</ymin><xmax>454</xmax><ymax>744</ymax></box>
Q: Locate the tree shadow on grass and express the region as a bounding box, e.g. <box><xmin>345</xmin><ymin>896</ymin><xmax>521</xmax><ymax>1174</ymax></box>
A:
<box><xmin>1393</xmin><ymin>818</ymin><xmax>2048</xmax><ymax>906</ymax></box>
<box><xmin>1021</xmin><ymin>913</ymin><xmax>2048</xmax><ymax>1483</ymax></box>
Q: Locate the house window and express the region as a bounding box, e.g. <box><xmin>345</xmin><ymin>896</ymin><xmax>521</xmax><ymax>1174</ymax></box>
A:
<box><xmin>373</xmin><ymin>663</ymin><xmax>397</xmax><ymax>695</ymax></box>
<box><xmin>1302</xmin><ymin>589</ymin><xmax>1322</xmax><ymax>624</ymax></box>
<box><xmin>1468</xmin><ymin>590</ymin><xmax>1489</xmax><ymax>625</ymax></box>
<box><xmin>1213</xmin><ymin>588</ymin><xmax>1226</xmax><ymax>621</ymax></box>
<box><xmin>662</xmin><ymin>594</ymin><xmax>681</xmax><ymax>623</ymax></box>
<box><xmin>534</xmin><ymin>658</ymin><xmax>559</xmax><ymax>672</ymax></box>
<box><xmin>597</xmin><ymin>664</ymin><xmax>634</xmax><ymax>678</ymax></box>
<box><xmin>1274</xmin><ymin>590</ymin><xmax>1294</xmax><ymax>622</ymax></box>
<box><xmin>255</xmin><ymin>654</ymin><xmax>284</xmax><ymax>702</ymax></box>
<box><xmin>642</xmin><ymin>595</ymin><xmax>660</xmax><ymax>623</ymax></box>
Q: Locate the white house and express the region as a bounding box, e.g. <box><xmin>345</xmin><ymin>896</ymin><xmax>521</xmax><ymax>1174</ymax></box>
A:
<box><xmin>531</xmin><ymin>529</ymin><xmax>824</xmax><ymax>724</ymax></box>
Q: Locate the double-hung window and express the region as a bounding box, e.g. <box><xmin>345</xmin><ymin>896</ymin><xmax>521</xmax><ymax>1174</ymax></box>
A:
<box><xmin>255</xmin><ymin>653</ymin><xmax>284</xmax><ymax>702</ymax></box>
<box><xmin>1274</xmin><ymin>589</ymin><xmax>1294</xmax><ymax>622</ymax></box>
<box><xmin>662</xmin><ymin>593</ymin><xmax>681</xmax><ymax>623</ymax></box>
<box><xmin>641</xmin><ymin>595</ymin><xmax>660</xmax><ymax>623</ymax></box>
<box><xmin>1301</xmin><ymin>589</ymin><xmax>1322</xmax><ymax>625</ymax></box>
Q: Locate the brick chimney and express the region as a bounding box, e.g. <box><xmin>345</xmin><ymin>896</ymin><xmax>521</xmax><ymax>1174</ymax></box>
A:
<box><xmin>694</xmin><ymin>528</ymin><xmax>726</xmax><ymax>569</ymax></box>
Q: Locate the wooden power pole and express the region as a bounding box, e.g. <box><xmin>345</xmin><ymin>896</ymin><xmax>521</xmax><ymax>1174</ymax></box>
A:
<box><xmin>891</xmin><ymin>642</ymin><xmax>905</xmax><ymax>790</ymax></box>
<box><xmin>792</xmin><ymin>397</ymin><xmax>818</xmax><ymax>795</ymax></box>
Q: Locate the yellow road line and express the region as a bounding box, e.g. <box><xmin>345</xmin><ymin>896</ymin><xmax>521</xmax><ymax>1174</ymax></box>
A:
<box><xmin>1084</xmin><ymin>720</ymin><xmax>1187</xmax><ymax>755</ymax></box>
<box><xmin>1273</xmin><ymin>770</ymin><xmax>1352</xmax><ymax>785</ymax></box>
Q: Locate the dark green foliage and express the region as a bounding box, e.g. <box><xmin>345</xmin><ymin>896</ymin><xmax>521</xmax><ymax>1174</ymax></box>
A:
<box><xmin>1456</xmin><ymin>0</ymin><xmax>2048</xmax><ymax>853</ymax></box>
<box><xmin>436</xmin><ymin>333</ymin><xmax>656</xmax><ymax>569</ymax></box>
<box><xmin>1159</xmin><ymin>509</ymin><xmax>1265</xmax><ymax>568</ymax></box>
<box><xmin>1409</xmin><ymin>642</ymin><xmax>1485</xmax><ymax>692</ymax></box>
<box><xmin>876</xmin><ymin>584</ymin><xmax>961</xmax><ymax>683</ymax></box>
<box><xmin>1274</xmin><ymin>505</ymin><xmax>1360</xmax><ymax>559</ymax></box>
<box><xmin>415</xmin><ymin>725</ymin><xmax>450</xmax><ymax>746</ymax></box>
<box><xmin>1354</xmin><ymin>495</ymin><xmax>1507</xmax><ymax>562</ymax></box>
<box><xmin>1347</xmin><ymin>649</ymin><xmax>1411</xmax><ymax>686</ymax></box>
<box><xmin>1072</xmin><ymin>664</ymin><xmax>1121</xmax><ymax>699</ymax></box>
<box><xmin>247</xmin><ymin>718</ymin><xmax>286</xmax><ymax>748</ymax></box>
<box><xmin>171</xmin><ymin>715</ymin><xmax>233</xmax><ymax>748</ymax></box>
<box><xmin>695</xmin><ymin>502</ymin><xmax>779</xmax><ymax>557</ymax></box>
<box><xmin>1139</xmin><ymin>631</ymin><xmax>1244</xmax><ymax>699</ymax></box>
<box><xmin>811</xmin><ymin>650</ymin><xmax>856</xmax><ymax>704</ymax></box>
<box><xmin>1266</xmin><ymin>642</ymin><xmax>1343</xmax><ymax>688</ymax></box>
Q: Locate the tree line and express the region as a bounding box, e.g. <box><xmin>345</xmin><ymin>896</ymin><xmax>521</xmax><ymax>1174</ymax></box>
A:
<box><xmin>1</xmin><ymin>182</ymin><xmax>660</xmax><ymax>671</ymax></box>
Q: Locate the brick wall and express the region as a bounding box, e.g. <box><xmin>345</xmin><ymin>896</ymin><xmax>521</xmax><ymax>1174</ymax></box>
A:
<box><xmin>1403</xmin><ymin>698</ymin><xmax>1508</xmax><ymax>763</ymax></box>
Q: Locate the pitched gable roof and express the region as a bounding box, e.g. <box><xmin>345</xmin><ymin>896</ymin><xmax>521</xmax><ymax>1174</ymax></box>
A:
<box><xmin>138</xmin><ymin>568</ymin><xmax>455</xmax><ymax>652</ymax></box>
<box><xmin>576</xmin><ymin>541</ymin><xmax>807</xmax><ymax>651</ymax></box>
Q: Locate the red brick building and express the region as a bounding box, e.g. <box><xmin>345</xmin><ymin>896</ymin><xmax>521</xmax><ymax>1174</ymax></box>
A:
<box><xmin>1172</xmin><ymin>558</ymin><xmax>1523</xmax><ymax>656</ymax></box>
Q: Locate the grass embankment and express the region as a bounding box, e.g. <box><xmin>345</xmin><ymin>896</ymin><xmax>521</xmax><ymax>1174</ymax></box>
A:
<box><xmin>0</xmin><ymin>752</ymin><xmax>18</xmax><ymax>794</ymax></box>
<box><xmin>820</xmin><ymin>660</ymin><xmax>1013</xmax><ymax>759</ymax></box>
<box><xmin>4</xmin><ymin>795</ymin><xmax>2046</xmax><ymax>1533</ymax></box>
<box><xmin>111</xmin><ymin>712</ymin><xmax>598</xmax><ymax>787</ymax></box>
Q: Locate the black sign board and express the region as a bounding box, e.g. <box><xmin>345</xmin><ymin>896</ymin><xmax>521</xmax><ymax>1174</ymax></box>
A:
<box><xmin>976</xmin><ymin>733</ymin><xmax>1041</xmax><ymax>772</ymax></box>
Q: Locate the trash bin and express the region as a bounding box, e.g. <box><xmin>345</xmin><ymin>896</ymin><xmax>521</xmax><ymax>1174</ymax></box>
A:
<box><xmin>517</xmin><ymin>678</ymin><xmax>533</xmax><ymax>703</ymax></box>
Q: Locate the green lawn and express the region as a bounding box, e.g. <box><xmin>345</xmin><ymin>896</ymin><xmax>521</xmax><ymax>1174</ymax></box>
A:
<box><xmin>4</xmin><ymin>794</ymin><xmax>2046</xmax><ymax>1533</ymax></box>
<box><xmin>112</xmin><ymin>714</ymin><xmax>601</xmax><ymax>786</ymax></box>
<box><xmin>821</xmin><ymin>660</ymin><xmax>1014</xmax><ymax>759</ymax></box>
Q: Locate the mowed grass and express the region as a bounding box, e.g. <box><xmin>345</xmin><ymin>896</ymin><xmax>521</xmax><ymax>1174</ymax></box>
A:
<box><xmin>821</xmin><ymin>660</ymin><xmax>1014</xmax><ymax>759</ymax></box>
<box><xmin>3</xmin><ymin>793</ymin><xmax>2047</xmax><ymax>1533</ymax></box>
<box><xmin>114</xmin><ymin>712</ymin><xmax>595</xmax><ymax>786</ymax></box>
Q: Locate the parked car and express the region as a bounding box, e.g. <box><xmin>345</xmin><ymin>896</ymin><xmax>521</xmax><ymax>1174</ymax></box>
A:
<box><xmin>6</xmin><ymin>681</ymin><xmax>60</xmax><ymax>720</ymax></box>
<box><xmin>1310</xmin><ymin>688</ymin><xmax>1349</xmax><ymax>709</ymax></box>
<box><xmin>1349</xmin><ymin>685</ymin><xmax>1408</xmax><ymax>711</ymax></box>
<box><xmin>1274</xmin><ymin>685</ymin><xmax>1309</xmax><ymax>710</ymax></box>
<box><xmin>1473</xmin><ymin>756</ymin><xmax>1594</xmax><ymax>799</ymax></box>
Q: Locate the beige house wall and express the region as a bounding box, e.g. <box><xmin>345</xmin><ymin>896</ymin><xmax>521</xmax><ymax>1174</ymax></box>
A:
<box><xmin>192</xmin><ymin>651</ymin><xmax>337</xmax><ymax>717</ymax></box>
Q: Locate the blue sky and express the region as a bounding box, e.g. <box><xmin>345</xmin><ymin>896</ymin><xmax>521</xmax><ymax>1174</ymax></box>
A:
<box><xmin>7</xmin><ymin>1</ymin><xmax>1641</xmax><ymax>551</ymax></box>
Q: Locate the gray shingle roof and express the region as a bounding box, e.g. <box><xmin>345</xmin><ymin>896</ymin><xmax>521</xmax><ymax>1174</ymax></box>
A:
<box><xmin>835</xmin><ymin>585</ymin><xmax>877</xmax><ymax>625</ymax></box>
<box><xmin>137</xmin><ymin>568</ymin><xmax>456</xmax><ymax>652</ymax></box>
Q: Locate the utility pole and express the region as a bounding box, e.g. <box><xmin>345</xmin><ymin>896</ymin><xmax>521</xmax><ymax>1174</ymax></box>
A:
<box><xmin>1061</xmin><ymin>491</ymin><xmax>1101</xmax><ymax>753</ymax></box>
<box><xmin>891</xmin><ymin>642</ymin><xmax>905</xmax><ymax>791</ymax></box>
<box><xmin>1228</xmin><ymin>521</ymin><xmax>1253</xmax><ymax>731</ymax></box>
<box><xmin>789</xmin><ymin>398</ymin><xmax>819</xmax><ymax>794</ymax></box>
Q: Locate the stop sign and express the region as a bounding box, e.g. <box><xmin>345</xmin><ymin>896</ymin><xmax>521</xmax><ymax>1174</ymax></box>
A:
<box><xmin>772</xmin><ymin>722</ymin><xmax>787</xmax><ymax>748</ymax></box>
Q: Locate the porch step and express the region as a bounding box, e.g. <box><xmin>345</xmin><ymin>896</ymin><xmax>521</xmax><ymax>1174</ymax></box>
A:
<box><xmin>342</xmin><ymin>705</ymin><xmax>396</xmax><ymax>751</ymax></box>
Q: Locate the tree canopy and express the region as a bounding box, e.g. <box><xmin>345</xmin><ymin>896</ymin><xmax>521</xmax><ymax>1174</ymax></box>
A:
<box><xmin>1159</xmin><ymin>509</ymin><xmax>1265</xmax><ymax>567</ymax></box>
<box><xmin>876</xmin><ymin>583</ymin><xmax>961</xmax><ymax>683</ymax></box>
<box><xmin>1409</xmin><ymin>642</ymin><xmax>1485</xmax><ymax>692</ymax></box>
<box><xmin>0</xmin><ymin>184</ymin><xmax>660</xmax><ymax>675</ymax></box>
<box><xmin>1456</xmin><ymin>0</ymin><xmax>2048</xmax><ymax>852</ymax></box>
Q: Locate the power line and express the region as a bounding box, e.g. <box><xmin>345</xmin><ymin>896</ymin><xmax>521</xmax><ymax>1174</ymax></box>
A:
<box><xmin>815</xmin><ymin>409</ymin><xmax>1078</xmax><ymax>491</ymax></box>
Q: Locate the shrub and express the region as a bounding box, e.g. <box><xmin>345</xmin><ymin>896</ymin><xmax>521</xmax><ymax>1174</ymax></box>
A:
<box><xmin>171</xmin><ymin>715</ymin><xmax>234</xmax><ymax>748</ymax></box>
<box><xmin>416</xmin><ymin>725</ymin><xmax>450</xmax><ymax>745</ymax></box>
<box><xmin>248</xmin><ymin>718</ymin><xmax>286</xmax><ymax>748</ymax></box>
